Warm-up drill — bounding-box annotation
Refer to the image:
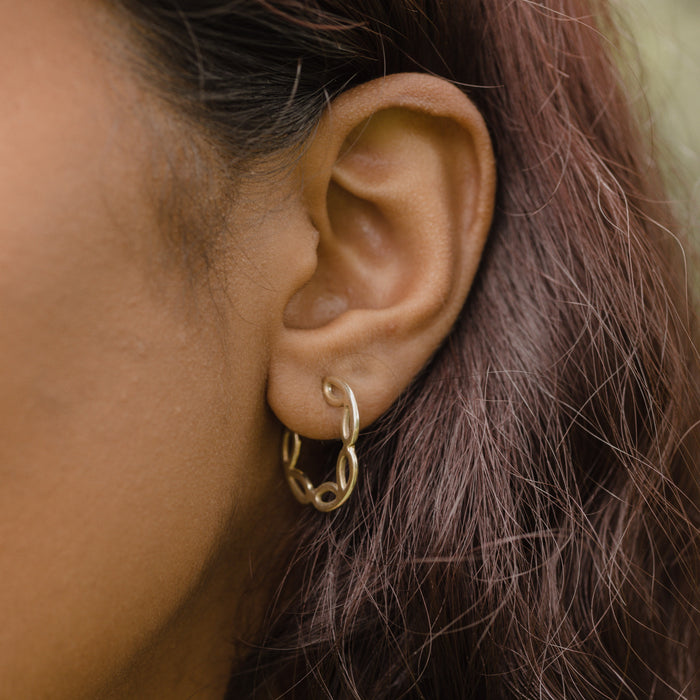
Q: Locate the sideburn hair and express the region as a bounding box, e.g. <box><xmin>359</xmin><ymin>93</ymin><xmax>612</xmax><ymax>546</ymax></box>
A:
<box><xmin>111</xmin><ymin>1</ymin><xmax>700</xmax><ymax>697</ymax></box>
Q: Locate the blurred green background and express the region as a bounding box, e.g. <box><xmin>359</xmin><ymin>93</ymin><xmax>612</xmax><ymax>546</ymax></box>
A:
<box><xmin>630</xmin><ymin>0</ymin><xmax>700</xmax><ymax>200</ymax></box>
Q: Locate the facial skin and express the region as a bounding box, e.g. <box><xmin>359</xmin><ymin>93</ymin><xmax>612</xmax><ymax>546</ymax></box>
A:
<box><xmin>0</xmin><ymin>3</ymin><xmax>299</xmax><ymax>697</ymax></box>
<box><xmin>0</xmin><ymin>2</ymin><xmax>495</xmax><ymax>698</ymax></box>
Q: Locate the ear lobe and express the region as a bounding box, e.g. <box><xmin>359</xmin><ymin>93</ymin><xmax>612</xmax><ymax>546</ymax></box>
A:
<box><xmin>268</xmin><ymin>73</ymin><xmax>495</xmax><ymax>440</ymax></box>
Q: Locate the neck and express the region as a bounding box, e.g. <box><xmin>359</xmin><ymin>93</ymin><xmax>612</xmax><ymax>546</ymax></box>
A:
<box><xmin>95</xmin><ymin>550</ymin><xmax>239</xmax><ymax>699</ymax></box>
<box><xmin>95</xmin><ymin>513</ymin><xmax>291</xmax><ymax>700</ymax></box>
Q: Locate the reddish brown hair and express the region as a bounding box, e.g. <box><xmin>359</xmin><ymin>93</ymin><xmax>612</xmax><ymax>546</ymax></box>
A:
<box><xmin>112</xmin><ymin>1</ymin><xmax>700</xmax><ymax>697</ymax></box>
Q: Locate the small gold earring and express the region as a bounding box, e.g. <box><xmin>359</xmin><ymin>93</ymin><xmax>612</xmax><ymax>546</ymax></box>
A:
<box><xmin>282</xmin><ymin>376</ymin><xmax>359</xmax><ymax>513</ymax></box>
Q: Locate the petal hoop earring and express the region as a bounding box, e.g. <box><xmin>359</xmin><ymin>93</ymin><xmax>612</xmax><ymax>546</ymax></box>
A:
<box><xmin>282</xmin><ymin>376</ymin><xmax>359</xmax><ymax>513</ymax></box>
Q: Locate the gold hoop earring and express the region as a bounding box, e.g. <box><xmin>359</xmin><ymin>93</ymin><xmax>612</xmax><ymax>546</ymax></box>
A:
<box><xmin>282</xmin><ymin>376</ymin><xmax>359</xmax><ymax>513</ymax></box>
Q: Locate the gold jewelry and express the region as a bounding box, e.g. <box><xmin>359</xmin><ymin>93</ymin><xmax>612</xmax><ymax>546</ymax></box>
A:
<box><xmin>282</xmin><ymin>376</ymin><xmax>359</xmax><ymax>513</ymax></box>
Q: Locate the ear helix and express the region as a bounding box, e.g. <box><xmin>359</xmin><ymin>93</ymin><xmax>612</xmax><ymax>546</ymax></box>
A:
<box><xmin>281</xmin><ymin>377</ymin><xmax>359</xmax><ymax>513</ymax></box>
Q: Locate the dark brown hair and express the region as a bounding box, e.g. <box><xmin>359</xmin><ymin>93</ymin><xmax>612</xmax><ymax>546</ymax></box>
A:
<box><xmin>111</xmin><ymin>1</ymin><xmax>700</xmax><ymax>697</ymax></box>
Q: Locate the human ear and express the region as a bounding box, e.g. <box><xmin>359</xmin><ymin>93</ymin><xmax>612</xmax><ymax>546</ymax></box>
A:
<box><xmin>267</xmin><ymin>73</ymin><xmax>496</xmax><ymax>439</ymax></box>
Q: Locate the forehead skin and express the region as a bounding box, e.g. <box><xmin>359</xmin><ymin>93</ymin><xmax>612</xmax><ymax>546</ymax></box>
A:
<box><xmin>0</xmin><ymin>2</ymin><xmax>287</xmax><ymax>697</ymax></box>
